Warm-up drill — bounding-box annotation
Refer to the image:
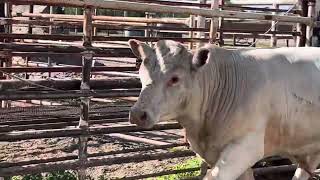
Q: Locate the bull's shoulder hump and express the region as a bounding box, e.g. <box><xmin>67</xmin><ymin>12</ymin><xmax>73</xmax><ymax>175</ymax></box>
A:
<box><xmin>236</xmin><ymin>47</ymin><xmax>320</xmax><ymax>61</ymax></box>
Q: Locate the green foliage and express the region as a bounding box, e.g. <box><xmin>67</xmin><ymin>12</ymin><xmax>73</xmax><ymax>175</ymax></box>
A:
<box><xmin>10</xmin><ymin>174</ymin><xmax>42</xmax><ymax>180</ymax></box>
<box><xmin>96</xmin><ymin>9</ymin><xmax>127</xmax><ymax>16</ymax></box>
<box><xmin>97</xmin><ymin>174</ymin><xmax>108</xmax><ymax>180</ymax></box>
<box><xmin>224</xmin><ymin>0</ymin><xmax>231</xmax><ymax>4</ymax></box>
<box><xmin>152</xmin><ymin>157</ymin><xmax>202</xmax><ymax>180</ymax></box>
<box><xmin>10</xmin><ymin>171</ymin><xmax>76</xmax><ymax>180</ymax></box>
<box><xmin>168</xmin><ymin>146</ymin><xmax>187</xmax><ymax>153</ymax></box>
<box><xmin>155</xmin><ymin>13</ymin><xmax>188</xmax><ymax>18</ymax></box>
<box><xmin>45</xmin><ymin>171</ymin><xmax>77</xmax><ymax>180</ymax></box>
<box><xmin>64</xmin><ymin>7</ymin><xmax>83</xmax><ymax>15</ymax></box>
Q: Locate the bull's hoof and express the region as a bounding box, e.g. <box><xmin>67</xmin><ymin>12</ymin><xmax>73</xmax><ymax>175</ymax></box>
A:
<box><xmin>199</xmin><ymin>161</ymin><xmax>210</xmax><ymax>179</ymax></box>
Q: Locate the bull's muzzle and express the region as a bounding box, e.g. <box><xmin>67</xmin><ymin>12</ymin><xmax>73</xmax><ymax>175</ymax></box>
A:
<box><xmin>129</xmin><ymin>107</ymin><xmax>151</xmax><ymax>127</ymax></box>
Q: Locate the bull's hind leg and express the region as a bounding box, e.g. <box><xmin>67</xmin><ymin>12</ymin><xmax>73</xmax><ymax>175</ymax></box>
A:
<box><xmin>237</xmin><ymin>168</ymin><xmax>255</xmax><ymax>180</ymax></box>
<box><xmin>292</xmin><ymin>153</ymin><xmax>320</xmax><ymax>180</ymax></box>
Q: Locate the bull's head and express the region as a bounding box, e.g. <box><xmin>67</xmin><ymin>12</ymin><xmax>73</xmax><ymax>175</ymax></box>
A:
<box><xmin>128</xmin><ymin>40</ymin><xmax>210</xmax><ymax>128</ymax></box>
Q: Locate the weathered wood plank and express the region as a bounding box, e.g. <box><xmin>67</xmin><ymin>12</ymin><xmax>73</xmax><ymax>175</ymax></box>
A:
<box><xmin>209</xmin><ymin>0</ymin><xmax>219</xmax><ymax>44</ymax></box>
<box><xmin>0</xmin><ymin>66</ymin><xmax>137</xmax><ymax>73</ymax></box>
<box><xmin>0</xmin><ymin>0</ymin><xmax>312</xmax><ymax>24</ymax></box>
<box><xmin>0</xmin><ymin>89</ymin><xmax>141</xmax><ymax>100</ymax></box>
<box><xmin>0</xmin><ymin>42</ymin><xmax>135</xmax><ymax>57</ymax></box>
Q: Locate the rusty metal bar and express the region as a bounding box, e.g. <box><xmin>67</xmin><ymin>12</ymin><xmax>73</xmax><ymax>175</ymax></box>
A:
<box><xmin>115</xmin><ymin>167</ymin><xmax>201</xmax><ymax>180</ymax></box>
<box><xmin>254</xmin><ymin>164</ymin><xmax>297</xmax><ymax>175</ymax></box>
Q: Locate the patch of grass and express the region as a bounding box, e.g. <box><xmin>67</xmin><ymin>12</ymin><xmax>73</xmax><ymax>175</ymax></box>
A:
<box><xmin>152</xmin><ymin>157</ymin><xmax>202</xmax><ymax>180</ymax></box>
<box><xmin>10</xmin><ymin>171</ymin><xmax>77</xmax><ymax>180</ymax></box>
<box><xmin>168</xmin><ymin>146</ymin><xmax>188</xmax><ymax>153</ymax></box>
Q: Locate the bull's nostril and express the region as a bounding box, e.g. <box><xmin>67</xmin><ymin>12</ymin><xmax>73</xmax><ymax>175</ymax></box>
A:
<box><xmin>141</xmin><ymin>111</ymin><xmax>147</xmax><ymax>121</ymax></box>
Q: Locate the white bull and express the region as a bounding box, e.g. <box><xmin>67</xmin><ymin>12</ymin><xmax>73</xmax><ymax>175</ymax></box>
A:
<box><xmin>128</xmin><ymin>39</ymin><xmax>320</xmax><ymax>180</ymax></box>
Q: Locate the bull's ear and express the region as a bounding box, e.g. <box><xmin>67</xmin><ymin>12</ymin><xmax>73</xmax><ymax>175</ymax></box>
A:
<box><xmin>192</xmin><ymin>48</ymin><xmax>210</xmax><ymax>69</ymax></box>
<box><xmin>128</xmin><ymin>39</ymin><xmax>153</xmax><ymax>60</ymax></box>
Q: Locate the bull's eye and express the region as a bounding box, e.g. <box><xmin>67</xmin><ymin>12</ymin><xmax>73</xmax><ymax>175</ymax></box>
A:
<box><xmin>167</xmin><ymin>76</ymin><xmax>180</xmax><ymax>87</ymax></box>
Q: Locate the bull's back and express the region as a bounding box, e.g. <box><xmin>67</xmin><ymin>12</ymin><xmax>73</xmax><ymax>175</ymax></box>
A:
<box><xmin>247</xmin><ymin>47</ymin><xmax>320</xmax><ymax>155</ymax></box>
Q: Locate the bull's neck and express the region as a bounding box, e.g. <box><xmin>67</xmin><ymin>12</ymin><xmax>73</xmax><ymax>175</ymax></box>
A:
<box><xmin>188</xmin><ymin>49</ymin><xmax>244</xmax><ymax>132</ymax></box>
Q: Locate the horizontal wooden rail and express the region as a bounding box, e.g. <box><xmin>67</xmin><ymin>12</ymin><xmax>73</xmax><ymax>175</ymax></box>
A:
<box><xmin>0</xmin><ymin>66</ymin><xmax>137</xmax><ymax>73</ymax></box>
<box><xmin>0</xmin><ymin>0</ymin><xmax>312</xmax><ymax>24</ymax></box>
<box><xmin>0</xmin><ymin>117</ymin><xmax>130</xmax><ymax>132</ymax></box>
<box><xmin>15</xmin><ymin>13</ymin><xmax>188</xmax><ymax>25</ymax></box>
<box><xmin>0</xmin><ymin>112</ymin><xmax>130</xmax><ymax>126</ymax></box>
<box><xmin>0</xmin><ymin>34</ymin><xmax>210</xmax><ymax>42</ymax></box>
<box><xmin>0</xmin><ymin>149</ymin><xmax>193</xmax><ymax>176</ymax></box>
<box><xmin>0</xmin><ymin>123</ymin><xmax>182</xmax><ymax>141</ymax></box>
<box><xmin>0</xmin><ymin>43</ymin><xmax>135</xmax><ymax>57</ymax></box>
<box><xmin>9</xmin><ymin>52</ymin><xmax>122</xmax><ymax>58</ymax></box>
<box><xmin>124</xmin><ymin>0</ymin><xmax>301</xmax><ymax>13</ymax></box>
<box><xmin>0</xmin><ymin>78</ymin><xmax>141</xmax><ymax>91</ymax></box>
<box><xmin>0</xmin><ymin>143</ymin><xmax>189</xmax><ymax>168</ymax></box>
<box><xmin>0</xmin><ymin>89</ymin><xmax>141</xmax><ymax>100</ymax></box>
<box><xmin>1</xmin><ymin>19</ymin><xmax>207</xmax><ymax>32</ymax></box>
<box><xmin>1</xmin><ymin>19</ymin><xmax>302</xmax><ymax>35</ymax></box>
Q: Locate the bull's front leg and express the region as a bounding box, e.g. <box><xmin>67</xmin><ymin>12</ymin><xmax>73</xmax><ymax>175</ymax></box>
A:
<box><xmin>203</xmin><ymin>132</ymin><xmax>264</xmax><ymax>180</ymax></box>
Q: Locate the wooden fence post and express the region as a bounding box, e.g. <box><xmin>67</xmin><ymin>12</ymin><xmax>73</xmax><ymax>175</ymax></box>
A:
<box><xmin>78</xmin><ymin>7</ymin><xmax>93</xmax><ymax>180</ymax></box>
<box><xmin>209</xmin><ymin>0</ymin><xmax>219</xmax><ymax>44</ymax></box>
<box><xmin>218</xmin><ymin>0</ymin><xmax>225</xmax><ymax>46</ymax></box>
<box><xmin>197</xmin><ymin>0</ymin><xmax>206</xmax><ymax>48</ymax></box>
<box><xmin>314</xmin><ymin>0</ymin><xmax>320</xmax><ymax>46</ymax></box>
<box><xmin>296</xmin><ymin>0</ymin><xmax>308</xmax><ymax>47</ymax></box>
<box><xmin>271</xmin><ymin>3</ymin><xmax>279</xmax><ymax>47</ymax></box>
<box><xmin>145</xmin><ymin>12</ymin><xmax>150</xmax><ymax>45</ymax></box>
<box><xmin>25</xmin><ymin>5</ymin><xmax>33</xmax><ymax>104</ymax></box>
<box><xmin>2</xmin><ymin>1</ymin><xmax>12</xmax><ymax>108</ymax></box>
<box><xmin>48</xmin><ymin>6</ymin><xmax>53</xmax><ymax>78</ymax></box>
<box><xmin>188</xmin><ymin>15</ymin><xmax>195</xmax><ymax>49</ymax></box>
<box><xmin>4</xmin><ymin>2</ymin><xmax>12</xmax><ymax>36</ymax></box>
<box><xmin>317</xmin><ymin>0</ymin><xmax>320</xmax><ymax>20</ymax></box>
<box><xmin>306</xmin><ymin>0</ymin><xmax>316</xmax><ymax>47</ymax></box>
<box><xmin>75</xmin><ymin>8</ymin><xmax>78</xmax><ymax>35</ymax></box>
<box><xmin>94</xmin><ymin>8</ymin><xmax>97</xmax><ymax>36</ymax></box>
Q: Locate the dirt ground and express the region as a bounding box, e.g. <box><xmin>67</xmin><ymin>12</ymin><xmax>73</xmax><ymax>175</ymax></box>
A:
<box><xmin>0</xmin><ymin>130</ymin><xmax>191</xmax><ymax>179</ymax></box>
<box><xmin>0</xmin><ymin>107</ymin><xmax>192</xmax><ymax>180</ymax></box>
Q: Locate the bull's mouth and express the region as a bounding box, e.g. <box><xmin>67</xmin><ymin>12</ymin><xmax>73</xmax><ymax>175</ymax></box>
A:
<box><xmin>159</xmin><ymin>113</ymin><xmax>178</xmax><ymax>122</ymax></box>
<box><xmin>130</xmin><ymin>119</ymin><xmax>155</xmax><ymax>129</ymax></box>
<box><xmin>129</xmin><ymin>111</ymin><xmax>156</xmax><ymax>129</ymax></box>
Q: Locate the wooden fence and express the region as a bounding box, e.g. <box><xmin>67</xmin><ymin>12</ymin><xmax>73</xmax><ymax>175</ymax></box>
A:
<box><xmin>0</xmin><ymin>0</ymin><xmax>319</xmax><ymax>179</ymax></box>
